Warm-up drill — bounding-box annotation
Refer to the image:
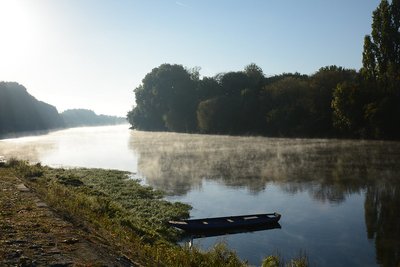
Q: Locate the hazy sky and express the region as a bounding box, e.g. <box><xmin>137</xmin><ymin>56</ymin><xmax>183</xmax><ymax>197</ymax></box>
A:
<box><xmin>0</xmin><ymin>0</ymin><xmax>380</xmax><ymax>116</ymax></box>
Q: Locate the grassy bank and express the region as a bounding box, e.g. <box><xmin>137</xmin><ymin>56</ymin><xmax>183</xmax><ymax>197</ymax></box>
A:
<box><xmin>2</xmin><ymin>160</ymin><xmax>308</xmax><ymax>266</ymax></box>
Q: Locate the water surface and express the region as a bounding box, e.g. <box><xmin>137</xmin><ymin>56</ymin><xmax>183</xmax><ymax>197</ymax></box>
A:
<box><xmin>1</xmin><ymin>125</ymin><xmax>399</xmax><ymax>266</ymax></box>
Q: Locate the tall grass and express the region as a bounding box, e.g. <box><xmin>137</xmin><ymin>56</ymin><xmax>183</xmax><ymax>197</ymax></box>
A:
<box><xmin>7</xmin><ymin>160</ymin><xmax>309</xmax><ymax>266</ymax></box>
<box><xmin>9</xmin><ymin>160</ymin><xmax>248</xmax><ymax>266</ymax></box>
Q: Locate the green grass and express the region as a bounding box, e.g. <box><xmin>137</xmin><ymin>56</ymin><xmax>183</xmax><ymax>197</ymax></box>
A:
<box><xmin>44</xmin><ymin>167</ymin><xmax>191</xmax><ymax>242</ymax></box>
<box><xmin>6</xmin><ymin>160</ymin><xmax>247</xmax><ymax>266</ymax></box>
<box><xmin>5</xmin><ymin>160</ymin><xmax>309</xmax><ymax>266</ymax></box>
<box><xmin>262</xmin><ymin>253</ymin><xmax>309</xmax><ymax>267</ymax></box>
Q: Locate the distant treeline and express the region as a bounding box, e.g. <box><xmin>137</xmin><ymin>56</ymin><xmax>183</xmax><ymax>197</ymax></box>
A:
<box><xmin>61</xmin><ymin>109</ymin><xmax>126</xmax><ymax>128</ymax></box>
<box><xmin>128</xmin><ymin>0</ymin><xmax>400</xmax><ymax>140</ymax></box>
<box><xmin>0</xmin><ymin>82</ymin><xmax>64</xmax><ymax>137</ymax></box>
<box><xmin>0</xmin><ymin>82</ymin><xmax>126</xmax><ymax>138</ymax></box>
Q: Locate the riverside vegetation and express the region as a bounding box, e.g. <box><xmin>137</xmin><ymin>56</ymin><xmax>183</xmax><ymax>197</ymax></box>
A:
<box><xmin>0</xmin><ymin>160</ymin><xmax>307</xmax><ymax>266</ymax></box>
<box><xmin>128</xmin><ymin>0</ymin><xmax>400</xmax><ymax>140</ymax></box>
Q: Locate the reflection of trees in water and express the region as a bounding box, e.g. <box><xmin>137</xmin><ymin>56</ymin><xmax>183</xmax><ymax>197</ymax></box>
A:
<box><xmin>130</xmin><ymin>131</ymin><xmax>400</xmax><ymax>266</ymax></box>
<box><xmin>280</xmin><ymin>182</ymin><xmax>352</xmax><ymax>204</ymax></box>
<box><xmin>365</xmin><ymin>183</ymin><xmax>400</xmax><ymax>267</ymax></box>
<box><xmin>129</xmin><ymin>131</ymin><xmax>400</xmax><ymax>199</ymax></box>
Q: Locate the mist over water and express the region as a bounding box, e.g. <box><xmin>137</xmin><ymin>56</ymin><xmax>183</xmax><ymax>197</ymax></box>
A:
<box><xmin>1</xmin><ymin>125</ymin><xmax>399</xmax><ymax>266</ymax></box>
<box><xmin>129</xmin><ymin>131</ymin><xmax>400</xmax><ymax>266</ymax></box>
<box><xmin>0</xmin><ymin>125</ymin><xmax>137</xmax><ymax>171</ymax></box>
<box><xmin>130</xmin><ymin>131</ymin><xmax>400</xmax><ymax>199</ymax></box>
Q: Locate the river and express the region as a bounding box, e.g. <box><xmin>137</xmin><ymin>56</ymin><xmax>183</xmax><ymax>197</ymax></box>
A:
<box><xmin>0</xmin><ymin>125</ymin><xmax>399</xmax><ymax>266</ymax></box>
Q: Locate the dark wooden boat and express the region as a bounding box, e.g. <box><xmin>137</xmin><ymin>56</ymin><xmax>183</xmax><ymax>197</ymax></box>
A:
<box><xmin>169</xmin><ymin>212</ymin><xmax>281</xmax><ymax>232</ymax></box>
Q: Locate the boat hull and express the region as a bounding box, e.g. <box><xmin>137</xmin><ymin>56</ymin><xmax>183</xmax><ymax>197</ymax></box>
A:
<box><xmin>169</xmin><ymin>213</ymin><xmax>281</xmax><ymax>232</ymax></box>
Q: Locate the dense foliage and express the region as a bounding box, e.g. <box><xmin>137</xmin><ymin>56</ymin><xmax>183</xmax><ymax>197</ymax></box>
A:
<box><xmin>128</xmin><ymin>0</ymin><xmax>400</xmax><ymax>140</ymax></box>
<box><xmin>128</xmin><ymin>64</ymin><xmax>359</xmax><ymax>138</ymax></box>
<box><xmin>0</xmin><ymin>82</ymin><xmax>64</xmax><ymax>137</ymax></box>
<box><xmin>333</xmin><ymin>0</ymin><xmax>400</xmax><ymax>139</ymax></box>
<box><xmin>61</xmin><ymin>109</ymin><xmax>126</xmax><ymax>127</ymax></box>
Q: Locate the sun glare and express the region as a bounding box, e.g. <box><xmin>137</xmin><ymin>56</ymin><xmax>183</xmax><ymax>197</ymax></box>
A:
<box><xmin>0</xmin><ymin>0</ymin><xmax>38</xmax><ymax>62</ymax></box>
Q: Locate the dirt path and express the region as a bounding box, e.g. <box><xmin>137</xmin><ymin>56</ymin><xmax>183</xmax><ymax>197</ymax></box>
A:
<box><xmin>0</xmin><ymin>169</ymin><xmax>136</xmax><ymax>266</ymax></box>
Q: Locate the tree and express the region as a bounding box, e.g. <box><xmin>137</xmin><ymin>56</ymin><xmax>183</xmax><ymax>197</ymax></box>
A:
<box><xmin>361</xmin><ymin>0</ymin><xmax>400</xmax><ymax>90</ymax></box>
<box><xmin>244</xmin><ymin>63</ymin><xmax>265</xmax><ymax>91</ymax></box>
<box><xmin>362</xmin><ymin>36</ymin><xmax>378</xmax><ymax>81</ymax></box>
<box><xmin>128</xmin><ymin>64</ymin><xmax>198</xmax><ymax>132</ymax></box>
<box><xmin>0</xmin><ymin>82</ymin><xmax>64</xmax><ymax>137</ymax></box>
<box><xmin>219</xmin><ymin>71</ymin><xmax>250</xmax><ymax>97</ymax></box>
<box><xmin>196</xmin><ymin>64</ymin><xmax>267</xmax><ymax>134</ymax></box>
<box><xmin>128</xmin><ymin>84</ymin><xmax>167</xmax><ymax>131</ymax></box>
<box><xmin>359</xmin><ymin>0</ymin><xmax>400</xmax><ymax>138</ymax></box>
<box><xmin>262</xmin><ymin>76</ymin><xmax>313</xmax><ymax>137</ymax></box>
<box><xmin>196</xmin><ymin>77</ymin><xmax>223</xmax><ymax>101</ymax></box>
<box><xmin>310</xmin><ymin>66</ymin><xmax>357</xmax><ymax>136</ymax></box>
<box><xmin>197</xmin><ymin>96</ymin><xmax>240</xmax><ymax>134</ymax></box>
<box><xmin>331</xmin><ymin>81</ymin><xmax>366</xmax><ymax>136</ymax></box>
<box><xmin>331</xmin><ymin>0</ymin><xmax>400</xmax><ymax>139</ymax></box>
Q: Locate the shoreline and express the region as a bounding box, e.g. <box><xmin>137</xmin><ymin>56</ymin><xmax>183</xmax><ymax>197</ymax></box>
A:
<box><xmin>0</xmin><ymin>165</ymin><xmax>137</xmax><ymax>266</ymax></box>
<box><xmin>0</xmin><ymin>160</ymin><xmax>308</xmax><ymax>266</ymax></box>
<box><xmin>0</xmin><ymin>161</ymin><xmax>251</xmax><ymax>266</ymax></box>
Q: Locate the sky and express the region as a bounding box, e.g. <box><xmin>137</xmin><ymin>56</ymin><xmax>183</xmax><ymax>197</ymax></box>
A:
<box><xmin>0</xmin><ymin>0</ymin><xmax>381</xmax><ymax>117</ymax></box>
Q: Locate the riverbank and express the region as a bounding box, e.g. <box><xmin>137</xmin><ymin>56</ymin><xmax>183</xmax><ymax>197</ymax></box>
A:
<box><xmin>0</xmin><ymin>160</ymin><xmax>307</xmax><ymax>266</ymax></box>
<box><xmin>0</xmin><ymin>166</ymin><xmax>133</xmax><ymax>266</ymax></box>
<box><xmin>0</xmin><ymin>160</ymin><xmax>248</xmax><ymax>266</ymax></box>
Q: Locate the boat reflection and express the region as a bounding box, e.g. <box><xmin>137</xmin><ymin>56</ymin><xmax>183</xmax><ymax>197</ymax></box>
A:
<box><xmin>182</xmin><ymin>222</ymin><xmax>281</xmax><ymax>240</ymax></box>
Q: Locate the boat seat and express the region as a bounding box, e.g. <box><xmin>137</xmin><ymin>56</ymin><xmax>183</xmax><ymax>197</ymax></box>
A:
<box><xmin>244</xmin><ymin>216</ymin><xmax>258</xmax><ymax>220</ymax></box>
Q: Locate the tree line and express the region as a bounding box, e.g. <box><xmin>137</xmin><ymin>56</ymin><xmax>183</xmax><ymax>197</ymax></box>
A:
<box><xmin>0</xmin><ymin>82</ymin><xmax>64</xmax><ymax>137</ymax></box>
<box><xmin>61</xmin><ymin>109</ymin><xmax>126</xmax><ymax>128</ymax></box>
<box><xmin>128</xmin><ymin>0</ymin><xmax>400</xmax><ymax>140</ymax></box>
<box><xmin>0</xmin><ymin>82</ymin><xmax>126</xmax><ymax>138</ymax></box>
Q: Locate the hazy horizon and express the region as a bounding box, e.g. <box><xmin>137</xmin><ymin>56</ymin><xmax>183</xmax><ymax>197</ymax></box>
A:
<box><xmin>0</xmin><ymin>0</ymin><xmax>380</xmax><ymax>116</ymax></box>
